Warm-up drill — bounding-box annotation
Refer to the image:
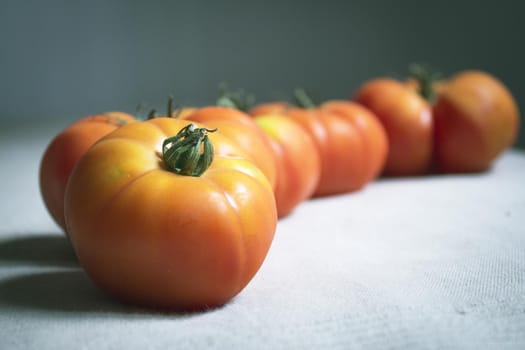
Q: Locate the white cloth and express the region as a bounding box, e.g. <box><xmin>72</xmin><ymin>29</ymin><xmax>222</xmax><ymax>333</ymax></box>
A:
<box><xmin>1</xmin><ymin>123</ymin><xmax>524</xmax><ymax>349</ymax></box>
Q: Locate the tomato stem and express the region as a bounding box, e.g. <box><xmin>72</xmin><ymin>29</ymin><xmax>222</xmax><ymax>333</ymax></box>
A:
<box><xmin>147</xmin><ymin>109</ymin><xmax>157</xmax><ymax>120</ymax></box>
<box><xmin>162</xmin><ymin>124</ymin><xmax>217</xmax><ymax>176</ymax></box>
<box><xmin>409</xmin><ymin>63</ymin><xmax>441</xmax><ymax>103</ymax></box>
<box><xmin>167</xmin><ymin>95</ymin><xmax>174</xmax><ymax>118</ymax></box>
<box><xmin>293</xmin><ymin>88</ymin><xmax>316</xmax><ymax>109</ymax></box>
<box><xmin>216</xmin><ymin>84</ymin><xmax>255</xmax><ymax>112</ymax></box>
<box><xmin>164</xmin><ymin>95</ymin><xmax>187</xmax><ymax>118</ymax></box>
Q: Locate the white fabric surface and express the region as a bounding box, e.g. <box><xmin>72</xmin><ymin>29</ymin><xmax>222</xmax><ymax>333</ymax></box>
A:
<box><xmin>1</xmin><ymin>122</ymin><xmax>524</xmax><ymax>349</ymax></box>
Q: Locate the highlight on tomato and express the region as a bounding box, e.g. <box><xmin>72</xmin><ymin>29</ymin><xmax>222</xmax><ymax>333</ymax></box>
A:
<box><xmin>153</xmin><ymin>97</ymin><xmax>278</xmax><ymax>190</ymax></box>
<box><xmin>250</xmin><ymin>90</ymin><xmax>388</xmax><ymax>197</ymax></box>
<box><xmin>39</xmin><ymin>111</ymin><xmax>136</xmax><ymax>232</ymax></box>
<box><xmin>64</xmin><ymin>118</ymin><xmax>277</xmax><ymax>311</ymax></box>
<box><xmin>181</xmin><ymin>106</ymin><xmax>278</xmax><ymax>190</ymax></box>
<box><xmin>254</xmin><ymin>114</ymin><xmax>321</xmax><ymax>217</ymax></box>
<box><xmin>354</xmin><ymin>77</ymin><xmax>433</xmax><ymax>176</ymax></box>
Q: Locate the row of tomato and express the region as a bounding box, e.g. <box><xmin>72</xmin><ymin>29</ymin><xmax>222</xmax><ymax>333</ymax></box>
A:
<box><xmin>38</xmin><ymin>68</ymin><xmax>519</xmax><ymax>310</ymax></box>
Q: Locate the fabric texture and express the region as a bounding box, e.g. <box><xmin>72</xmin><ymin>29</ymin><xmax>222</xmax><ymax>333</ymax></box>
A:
<box><xmin>0</xmin><ymin>123</ymin><xmax>524</xmax><ymax>349</ymax></box>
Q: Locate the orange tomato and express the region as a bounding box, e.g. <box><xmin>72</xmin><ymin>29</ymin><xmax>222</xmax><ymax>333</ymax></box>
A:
<box><xmin>173</xmin><ymin>106</ymin><xmax>197</xmax><ymax>119</ymax></box>
<box><xmin>249</xmin><ymin>101</ymin><xmax>291</xmax><ymax>116</ymax></box>
<box><xmin>39</xmin><ymin>111</ymin><xmax>136</xmax><ymax>232</ymax></box>
<box><xmin>64</xmin><ymin>118</ymin><xmax>277</xmax><ymax>310</ymax></box>
<box><xmin>354</xmin><ymin>79</ymin><xmax>433</xmax><ymax>176</ymax></box>
<box><xmin>320</xmin><ymin>100</ymin><xmax>388</xmax><ymax>186</ymax></box>
<box><xmin>433</xmin><ymin>70</ymin><xmax>520</xmax><ymax>172</ymax></box>
<box><xmin>180</xmin><ymin>106</ymin><xmax>277</xmax><ymax>189</ymax></box>
<box><xmin>251</xmin><ymin>100</ymin><xmax>387</xmax><ymax>196</ymax></box>
<box><xmin>254</xmin><ymin>114</ymin><xmax>321</xmax><ymax>217</ymax></box>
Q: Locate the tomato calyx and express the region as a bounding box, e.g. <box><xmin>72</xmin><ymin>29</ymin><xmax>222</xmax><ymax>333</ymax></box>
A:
<box><xmin>142</xmin><ymin>96</ymin><xmax>186</xmax><ymax>120</ymax></box>
<box><xmin>216</xmin><ymin>84</ymin><xmax>255</xmax><ymax>112</ymax></box>
<box><xmin>409</xmin><ymin>63</ymin><xmax>442</xmax><ymax>103</ymax></box>
<box><xmin>292</xmin><ymin>88</ymin><xmax>316</xmax><ymax>109</ymax></box>
<box><xmin>162</xmin><ymin>123</ymin><xmax>217</xmax><ymax>176</ymax></box>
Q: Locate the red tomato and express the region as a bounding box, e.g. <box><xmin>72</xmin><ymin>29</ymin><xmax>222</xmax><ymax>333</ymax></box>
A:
<box><xmin>433</xmin><ymin>70</ymin><xmax>520</xmax><ymax>172</ymax></box>
<box><xmin>354</xmin><ymin>78</ymin><xmax>433</xmax><ymax>176</ymax></box>
<box><xmin>64</xmin><ymin>118</ymin><xmax>277</xmax><ymax>310</ymax></box>
<box><xmin>39</xmin><ymin>112</ymin><xmax>135</xmax><ymax>231</ymax></box>
<box><xmin>254</xmin><ymin>114</ymin><xmax>321</xmax><ymax>217</ymax></box>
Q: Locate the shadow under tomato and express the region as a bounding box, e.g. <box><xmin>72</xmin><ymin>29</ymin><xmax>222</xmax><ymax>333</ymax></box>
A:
<box><xmin>0</xmin><ymin>270</ymin><xmax>226</xmax><ymax>317</ymax></box>
<box><xmin>0</xmin><ymin>270</ymin><xmax>156</xmax><ymax>315</ymax></box>
<box><xmin>0</xmin><ymin>233</ymin><xmax>78</xmax><ymax>267</ymax></box>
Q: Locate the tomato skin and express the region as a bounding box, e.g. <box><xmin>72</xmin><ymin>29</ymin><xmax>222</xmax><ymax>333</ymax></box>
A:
<box><xmin>354</xmin><ymin>78</ymin><xmax>433</xmax><ymax>176</ymax></box>
<box><xmin>39</xmin><ymin>112</ymin><xmax>135</xmax><ymax>232</ymax></box>
<box><xmin>433</xmin><ymin>71</ymin><xmax>520</xmax><ymax>173</ymax></box>
<box><xmin>254</xmin><ymin>115</ymin><xmax>321</xmax><ymax>217</ymax></box>
<box><xmin>182</xmin><ymin>106</ymin><xmax>278</xmax><ymax>189</ymax></box>
<box><xmin>173</xmin><ymin>107</ymin><xmax>197</xmax><ymax>119</ymax></box>
<box><xmin>249</xmin><ymin>101</ymin><xmax>290</xmax><ymax>116</ymax></box>
<box><xmin>320</xmin><ymin>100</ymin><xmax>388</xmax><ymax>187</ymax></box>
<box><xmin>64</xmin><ymin>118</ymin><xmax>277</xmax><ymax>310</ymax></box>
<box><xmin>287</xmin><ymin>108</ymin><xmax>366</xmax><ymax>195</ymax></box>
<box><xmin>252</xmin><ymin>102</ymin><xmax>386</xmax><ymax>196</ymax></box>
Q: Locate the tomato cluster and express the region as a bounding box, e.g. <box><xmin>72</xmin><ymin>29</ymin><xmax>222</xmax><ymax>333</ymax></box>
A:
<box><xmin>39</xmin><ymin>68</ymin><xmax>519</xmax><ymax>311</ymax></box>
<box><xmin>355</xmin><ymin>69</ymin><xmax>519</xmax><ymax>175</ymax></box>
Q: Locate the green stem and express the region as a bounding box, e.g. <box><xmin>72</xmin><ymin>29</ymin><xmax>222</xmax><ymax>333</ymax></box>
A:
<box><xmin>409</xmin><ymin>63</ymin><xmax>441</xmax><ymax>103</ymax></box>
<box><xmin>162</xmin><ymin>124</ymin><xmax>217</xmax><ymax>176</ymax></box>
<box><xmin>167</xmin><ymin>95</ymin><xmax>174</xmax><ymax>118</ymax></box>
<box><xmin>216</xmin><ymin>84</ymin><xmax>255</xmax><ymax>112</ymax></box>
<box><xmin>293</xmin><ymin>88</ymin><xmax>316</xmax><ymax>109</ymax></box>
<box><xmin>147</xmin><ymin>109</ymin><xmax>157</xmax><ymax>120</ymax></box>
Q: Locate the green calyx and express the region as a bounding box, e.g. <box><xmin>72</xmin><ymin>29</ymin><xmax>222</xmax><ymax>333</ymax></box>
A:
<box><xmin>292</xmin><ymin>88</ymin><xmax>316</xmax><ymax>109</ymax></box>
<box><xmin>409</xmin><ymin>63</ymin><xmax>442</xmax><ymax>103</ymax></box>
<box><xmin>162</xmin><ymin>123</ymin><xmax>217</xmax><ymax>177</ymax></box>
<box><xmin>216</xmin><ymin>84</ymin><xmax>256</xmax><ymax>112</ymax></box>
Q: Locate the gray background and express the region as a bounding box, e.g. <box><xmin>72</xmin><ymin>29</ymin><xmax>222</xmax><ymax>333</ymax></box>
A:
<box><xmin>1</xmin><ymin>0</ymin><xmax>524</xmax><ymax>148</ymax></box>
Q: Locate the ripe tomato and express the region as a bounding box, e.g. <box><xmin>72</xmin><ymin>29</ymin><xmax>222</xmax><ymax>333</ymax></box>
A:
<box><xmin>251</xmin><ymin>98</ymin><xmax>387</xmax><ymax>196</ymax></box>
<box><xmin>181</xmin><ymin>106</ymin><xmax>277</xmax><ymax>189</ymax></box>
<box><xmin>254</xmin><ymin>114</ymin><xmax>321</xmax><ymax>217</ymax></box>
<box><xmin>320</xmin><ymin>100</ymin><xmax>388</xmax><ymax>187</ymax></box>
<box><xmin>249</xmin><ymin>101</ymin><xmax>291</xmax><ymax>116</ymax></box>
<box><xmin>64</xmin><ymin>118</ymin><xmax>277</xmax><ymax>310</ymax></box>
<box><xmin>39</xmin><ymin>112</ymin><xmax>135</xmax><ymax>232</ymax></box>
<box><xmin>354</xmin><ymin>78</ymin><xmax>433</xmax><ymax>176</ymax></box>
<box><xmin>433</xmin><ymin>70</ymin><xmax>520</xmax><ymax>172</ymax></box>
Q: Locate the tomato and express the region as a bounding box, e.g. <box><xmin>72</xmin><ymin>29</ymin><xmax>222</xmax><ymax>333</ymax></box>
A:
<box><xmin>320</xmin><ymin>100</ymin><xmax>388</xmax><ymax>187</ymax></box>
<box><xmin>181</xmin><ymin>106</ymin><xmax>277</xmax><ymax>189</ymax></box>
<box><xmin>64</xmin><ymin>118</ymin><xmax>277</xmax><ymax>310</ymax></box>
<box><xmin>249</xmin><ymin>101</ymin><xmax>291</xmax><ymax>116</ymax></box>
<box><xmin>433</xmin><ymin>70</ymin><xmax>520</xmax><ymax>172</ymax></box>
<box><xmin>39</xmin><ymin>111</ymin><xmax>136</xmax><ymax>232</ymax></box>
<box><xmin>354</xmin><ymin>78</ymin><xmax>433</xmax><ymax>176</ymax></box>
<box><xmin>173</xmin><ymin>107</ymin><xmax>197</xmax><ymax>119</ymax></box>
<box><xmin>251</xmin><ymin>98</ymin><xmax>387</xmax><ymax>196</ymax></box>
<box><xmin>254</xmin><ymin>114</ymin><xmax>321</xmax><ymax>217</ymax></box>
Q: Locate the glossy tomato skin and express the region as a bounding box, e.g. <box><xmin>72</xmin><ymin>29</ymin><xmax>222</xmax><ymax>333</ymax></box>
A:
<box><xmin>252</xmin><ymin>103</ymin><xmax>383</xmax><ymax>197</ymax></box>
<box><xmin>433</xmin><ymin>71</ymin><xmax>520</xmax><ymax>173</ymax></box>
<box><xmin>354</xmin><ymin>79</ymin><xmax>433</xmax><ymax>176</ymax></box>
<box><xmin>64</xmin><ymin>118</ymin><xmax>277</xmax><ymax>311</ymax></box>
<box><xmin>182</xmin><ymin>106</ymin><xmax>277</xmax><ymax>189</ymax></box>
<box><xmin>255</xmin><ymin>114</ymin><xmax>321</xmax><ymax>217</ymax></box>
<box><xmin>320</xmin><ymin>100</ymin><xmax>388</xmax><ymax>187</ymax></box>
<box><xmin>39</xmin><ymin>112</ymin><xmax>135</xmax><ymax>232</ymax></box>
<box><xmin>287</xmin><ymin>107</ymin><xmax>367</xmax><ymax>195</ymax></box>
